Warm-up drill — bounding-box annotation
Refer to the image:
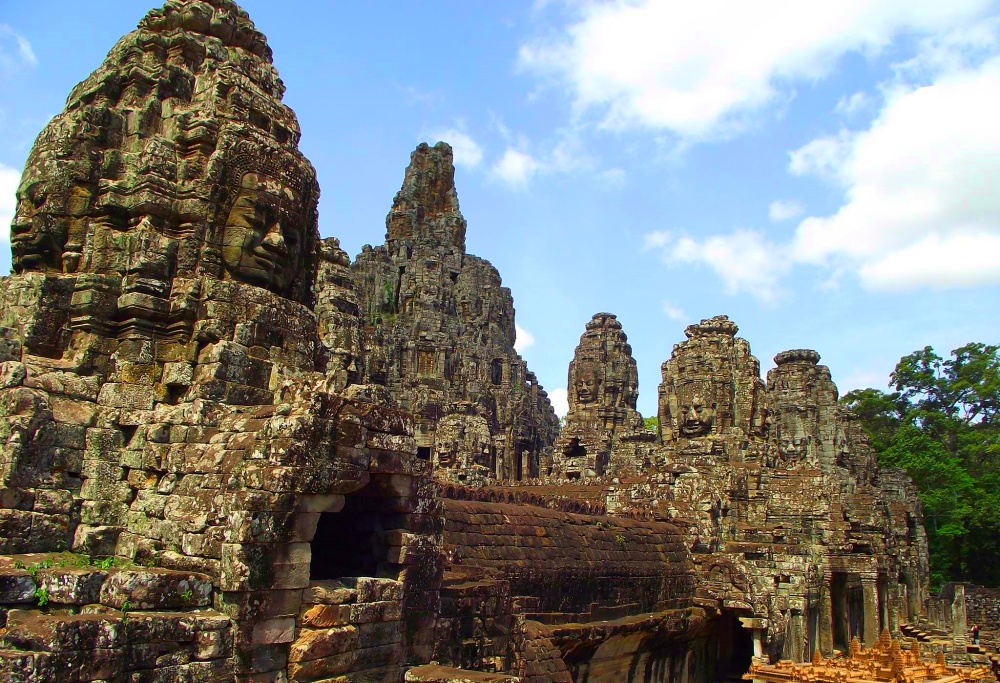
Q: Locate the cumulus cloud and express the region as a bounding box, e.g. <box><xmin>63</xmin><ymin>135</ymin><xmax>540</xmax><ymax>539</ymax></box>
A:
<box><xmin>0</xmin><ymin>163</ymin><xmax>20</xmax><ymax>245</ymax></box>
<box><xmin>645</xmin><ymin>229</ymin><xmax>788</xmax><ymax>304</ymax></box>
<box><xmin>491</xmin><ymin>149</ymin><xmax>542</xmax><ymax>189</ymax></box>
<box><xmin>768</xmin><ymin>200</ymin><xmax>804</xmax><ymax>222</ymax></box>
<box><xmin>519</xmin><ymin>0</ymin><xmax>993</xmax><ymax>140</ymax></box>
<box><xmin>649</xmin><ymin>53</ymin><xmax>1000</xmax><ymax>298</ymax></box>
<box><xmin>788</xmin><ymin>129</ymin><xmax>854</xmax><ymax>180</ymax></box>
<box><xmin>0</xmin><ymin>26</ymin><xmax>36</xmax><ymax>72</ymax></box>
<box><xmin>792</xmin><ymin>55</ymin><xmax>1000</xmax><ymax>290</ymax></box>
<box><xmin>514</xmin><ymin>323</ymin><xmax>536</xmax><ymax>353</ymax></box>
<box><xmin>549</xmin><ymin>388</ymin><xmax>569</xmax><ymax>418</ymax></box>
<box><xmin>661</xmin><ymin>301</ymin><xmax>686</xmax><ymax>321</ymax></box>
<box><xmin>488</xmin><ymin>127</ymin><xmax>603</xmax><ymax>189</ymax></box>
<box><xmin>429</xmin><ymin>128</ymin><xmax>484</xmax><ymax>168</ymax></box>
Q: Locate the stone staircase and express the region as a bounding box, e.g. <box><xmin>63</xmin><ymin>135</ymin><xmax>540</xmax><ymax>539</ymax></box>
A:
<box><xmin>900</xmin><ymin>622</ymin><xmax>1000</xmax><ymax>681</ymax></box>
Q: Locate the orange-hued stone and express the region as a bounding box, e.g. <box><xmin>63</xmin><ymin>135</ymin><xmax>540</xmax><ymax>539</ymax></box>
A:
<box><xmin>746</xmin><ymin>630</ymin><xmax>993</xmax><ymax>683</ymax></box>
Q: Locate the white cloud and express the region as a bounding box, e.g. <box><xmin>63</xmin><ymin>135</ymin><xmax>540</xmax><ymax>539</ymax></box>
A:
<box><xmin>549</xmin><ymin>388</ymin><xmax>569</xmax><ymax>418</ymax></box>
<box><xmin>490</xmin><ymin>148</ymin><xmax>543</xmax><ymax>189</ymax></box>
<box><xmin>836</xmin><ymin>91</ymin><xmax>873</xmax><ymax>116</ymax></box>
<box><xmin>514</xmin><ymin>323</ymin><xmax>536</xmax><ymax>353</ymax></box>
<box><xmin>0</xmin><ymin>163</ymin><xmax>20</xmax><ymax>246</ymax></box>
<box><xmin>429</xmin><ymin>128</ymin><xmax>484</xmax><ymax>168</ymax></box>
<box><xmin>488</xmin><ymin>126</ymin><xmax>602</xmax><ymax>189</ymax></box>
<box><xmin>0</xmin><ymin>26</ymin><xmax>36</xmax><ymax>71</ymax></box>
<box><xmin>768</xmin><ymin>200</ymin><xmax>804</xmax><ymax>222</ymax></box>
<box><xmin>792</xmin><ymin>55</ymin><xmax>1000</xmax><ymax>290</ymax></box>
<box><xmin>788</xmin><ymin>129</ymin><xmax>854</xmax><ymax>181</ymax></box>
<box><xmin>661</xmin><ymin>301</ymin><xmax>686</xmax><ymax>321</ymax></box>
<box><xmin>859</xmin><ymin>233</ymin><xmax>1000</xmax><ymax>290</ymax></box>
<box><xmin>520</xmin><ymin>0</ymin><xmax>993</xmax><ymax>140</ymax></box>
<box><xmin>646</xmin><ymin>229</ymin><xmax>788</xmax><ymax>304</ymax></box>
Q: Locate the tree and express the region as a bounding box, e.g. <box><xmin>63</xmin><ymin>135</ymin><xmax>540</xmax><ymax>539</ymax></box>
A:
<box><xmin>842</xmin><ymin>343</ymin><xmax>1000</xmax><ymax>588</ymax></box>
<box><xmin>643</xmin><ymin>416</ymin><xmax>659</xmax><ymax>432</ymax></box>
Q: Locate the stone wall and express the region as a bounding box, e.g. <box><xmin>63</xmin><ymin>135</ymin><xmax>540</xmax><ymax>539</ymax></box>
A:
<box><xmin>0</xmin><ymin>2</ymin><xmax>444</xmax><ymax>681</ymax></box>
<box><xmin>442</xmin><ymin>499</ymin><xmax>694</xmax><ymax>623</ymax></box>
<box><xmin>965</xmin><ymin>585</ymin><xmax>1000</xmax><ymax>632</ymax></box>
<box><xmin>539</xmin><ymin>315</ymin><xmax>929</xmax><ymax>663</ymax></box>
<box><xmin>0</xmin><ymin>1</ymin><xmax>932</xmax><ymax>682</ymax></box>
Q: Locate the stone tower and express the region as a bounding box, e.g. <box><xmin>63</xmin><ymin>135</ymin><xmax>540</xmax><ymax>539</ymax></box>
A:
<box><xmin>350</xmin><ymin>143</ymin><xmax>558</xmax><ymax>483</ymax></box>
<box><xmin>0</xmin><ymin>2</ymin><xmax>443</xmax><ymax>679</ymax></box>
<box><xmin>765</xmin><ymin>349</ymin><xmax>838</xmax><ymax>470</ymax></box>
<box><xmin>658</xmin><ymin>315</ymin><xmax>768</xmax><ymax>459</ymax></box>
<box><xmin>552</xmin><ymin>313</ymin><xmax>645</xmax><ymax>477</ymax></box>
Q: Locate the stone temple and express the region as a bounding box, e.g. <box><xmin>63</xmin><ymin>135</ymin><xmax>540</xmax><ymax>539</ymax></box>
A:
<box><xmin>0</xmin><ymin>2</ymin><xmax>977</xmax><ymax>683</ymax></box>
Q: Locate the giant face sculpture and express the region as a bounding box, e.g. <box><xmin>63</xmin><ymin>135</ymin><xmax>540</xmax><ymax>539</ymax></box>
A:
<box><xmin>221</xmin><ymin>172</ymin><xmax>304</xmax><ymax>294</ymax></box>
<box><xmin>10</xmin><ymin>173</ymin><xmax>92</xmax><ymax>275</ymax></box>
<box><xmin>678</xmin><ymin>393</ymin><xmax>716</xmax><ymax>437</ymax></box>
<box><xmin>576</xmin><ymin>370</ymin><xmax>600</xmax><ymax>405</ymax></box>
<box><xmin>10</xmin><ymin>179</ymin><xmax>65</xmax><ymax>273</ymax></box>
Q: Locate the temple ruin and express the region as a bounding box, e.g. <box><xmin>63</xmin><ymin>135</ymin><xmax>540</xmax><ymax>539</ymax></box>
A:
<box><xmin>0</xmin><ymin>2</ymin><xmax>988</xmax><ymax>683</ymax></box>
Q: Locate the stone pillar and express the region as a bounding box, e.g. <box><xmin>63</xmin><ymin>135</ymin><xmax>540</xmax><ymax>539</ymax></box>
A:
<box><xmin>953</xmin><ymin>584</ymin><xmax>968</xmax><ymax>646</ymax></box>
<box><xmin>909</xmin><ymin>577</ymin><xmax>922</xmax><ymax>623</ymax></box>
<box><xmin>819</xmin><ymin>576</ymin><xmax>834</xmax><ymax>656</ymax></box>
<box><xmin>862</xmin><ymin>576</ymin><xmax>879</xmax><ymax>647</ymax></box>
<box><xmin>888</xmin><ymin>584</ymin><xmax>901</xmax><ymax>633</ymax></box>
<box><xmin>789</xmin><ymin>613</ymin><xmax>806</xmax><ymax>662</ymax></box>
<box><xmin>753</xmin><ymin>629</ymin><xmax>765</xmax><ymax>659</ymax></box>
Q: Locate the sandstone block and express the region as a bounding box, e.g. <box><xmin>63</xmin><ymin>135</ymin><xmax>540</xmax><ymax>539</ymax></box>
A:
<box><xmin>37</xmin><ymin>568</ymin><xmax>108</xmax><ymax>605</ymax></box>
<box><xmin>99</xmin><ymin>569</ymin><xmax>212</xmax><ymax>610</ymax></box>
<box><xmin>288</xmin><ymin>625</ymin><xmax>358</xmax><ymax>662</ymax></box>
<box><xmin>0</xmin><ymin>570</ymin><xmax>37</xmax><ymax>603</ymax></box>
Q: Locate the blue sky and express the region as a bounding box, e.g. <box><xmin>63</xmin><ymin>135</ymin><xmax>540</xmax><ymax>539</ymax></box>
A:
<box><xmin>2</xmin><ymin>1</ymin><xmax>999</xmax><ymax>418</ymax></box>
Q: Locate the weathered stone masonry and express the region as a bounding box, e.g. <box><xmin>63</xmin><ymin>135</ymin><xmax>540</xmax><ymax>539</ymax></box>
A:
<box><xmin>0</xmin><ymin>2</ymin><xmax>930</xmax><ymax>683</ymax></box>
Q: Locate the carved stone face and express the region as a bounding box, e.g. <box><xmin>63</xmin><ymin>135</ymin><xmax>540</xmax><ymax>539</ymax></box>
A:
<box><xmin>222</xmin><ymin>172</ymin><xmax>304</xmax><ymax>293</ymax></box>
<box><xmin>10</xmin><ymin>178</ymin><xmax>86</xmax><ymax>274</ymax></box>
<box><xmin>576</xmin><ymin>372</ymin><xmax>599</xmax><ymax>404</ymax></box>
<box><xmin>778</xmin><ymin>433</ymin><xmax>810</xmax><ymax>462</ymax></box>
<box><xmin>679</xmin><ymin>394</ymin><xmax>715</xmax><ymax>437</ymax></box>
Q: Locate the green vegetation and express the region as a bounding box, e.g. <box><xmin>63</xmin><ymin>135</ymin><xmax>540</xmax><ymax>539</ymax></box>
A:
<box><xmin>34</xmin><ymin>586</ymin><xmax>49</xmax><ymax>607</ymax></box>
<box><xmin>13</xmin><ymin>553</ymin><xmax>131</xmax><ymax>575</ymax></box>
<box><xmin>842</xmin><ymin>343</ymin><xmax>1000</xmax><ymax>590</ymax></box>
<box><xmin>643</xmin><ymin>416</ymin><xmax>659</xmax><ymax>432</ymax></box>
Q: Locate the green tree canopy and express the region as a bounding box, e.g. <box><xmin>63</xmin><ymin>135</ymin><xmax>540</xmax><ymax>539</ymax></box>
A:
<box><xmin>842</xmin><ymin>343</ymin><xmax>1000</xmax><ymax>589</ymax></box>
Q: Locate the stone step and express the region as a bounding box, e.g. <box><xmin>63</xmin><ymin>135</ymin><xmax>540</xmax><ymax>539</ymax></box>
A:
<box><xmin>3</xmin><ymin>609</ymin><xmax>230</xmax><ymax>652</ymax></box>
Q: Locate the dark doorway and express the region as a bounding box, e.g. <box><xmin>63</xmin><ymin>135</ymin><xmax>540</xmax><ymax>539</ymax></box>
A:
<box><xmin>310</xmin><ymin>478</ymin><xmax>396</xmax><ymax>580</ymax></box>
<box><xmin>563</xmin><ymin>439</ymin><xmax>587</xmax><ymax>477</ymax></box>
<box><xmin>713</xmin><ymin>610</ymin><xmax>753</xmax><ymax>682</ymax></box>
<box><xmin>831</xmin><ymin>572</ymin><xmax>864</xmax><ymax>652</ymax></box>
